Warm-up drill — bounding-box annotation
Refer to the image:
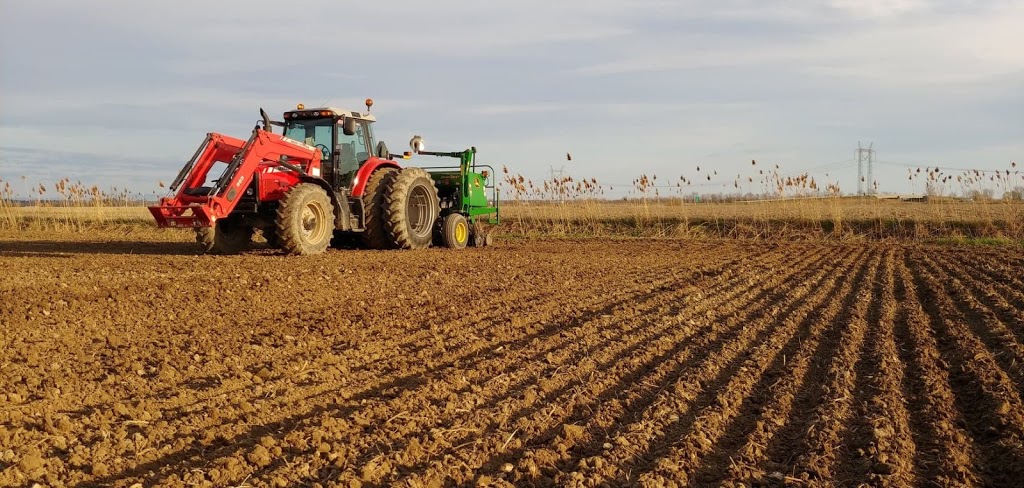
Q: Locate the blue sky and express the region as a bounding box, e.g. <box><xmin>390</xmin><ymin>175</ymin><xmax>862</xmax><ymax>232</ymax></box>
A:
<box><xmin>1</xmin><ymin>0</ymin><xmax>1021</xmax><ymax>198</ymax></box>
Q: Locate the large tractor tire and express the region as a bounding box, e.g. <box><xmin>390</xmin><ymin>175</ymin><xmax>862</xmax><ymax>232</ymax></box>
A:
<box><xmin>275</xmin><ymin>183</ymin><xmax>334</xmax><ymax>256</ymax></box>
<box><xmin>196</xmin><ymin>220</ymin><xmax>253</xmax><ymax>254</ymax></box>
<box><xmin>384</xmin><ymin>167</ymin><xmax>440</xmax><ymax>250</ymax></box>
<box><xmin>440</xmin><ymin>213</ymin><xmax>470</xmax><ymax>249</ymax></box>
<box><xmin>361</xmin><ymin>167</ymin><xmax>398</xmax><ymax>250</ymax></box>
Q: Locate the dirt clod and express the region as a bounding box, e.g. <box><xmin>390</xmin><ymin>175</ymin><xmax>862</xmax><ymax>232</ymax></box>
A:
<box><xmin>248</xmin><ymin>445</ymin><xmax>273</xmax><ymax>467</ymax></box>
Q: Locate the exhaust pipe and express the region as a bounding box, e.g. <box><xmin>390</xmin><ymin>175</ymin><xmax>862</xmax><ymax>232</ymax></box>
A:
<box><xmin>260</xmin><ymin>108</ymin><xmax>272</xmax><ymax>134</ymax></box>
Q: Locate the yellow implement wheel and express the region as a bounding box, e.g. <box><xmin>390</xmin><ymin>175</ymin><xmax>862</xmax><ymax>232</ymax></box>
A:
<box><xmin>441</xmin><ymin>213</ymin><xmax>470</xmax><ymax>249</ymax></box>
<box><xmin>455</xmin><ymin>221</ymin><xmax>468</xmax><ymax>243</ymax></box>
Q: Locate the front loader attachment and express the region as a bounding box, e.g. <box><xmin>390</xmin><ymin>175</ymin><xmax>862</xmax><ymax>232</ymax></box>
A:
<box><xmin>149</xmin><ymin>133</ymin><xmax>245</xmax><ymax>227</ymax></box>
<box><xmin>149</xmin><ymin>129</ymin><xmax>319</xmax><ymax>228</ymax></box>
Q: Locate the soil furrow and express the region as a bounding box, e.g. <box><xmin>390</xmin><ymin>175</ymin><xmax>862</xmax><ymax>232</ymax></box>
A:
<box><xmin>954</xmin><ymin>249</ymin><xmax>1024</xmax><ymax>291</ymax></box>
<box><xmin>253</xmin><ymin>245</ymin><xmax>836</xmax><ymax>486</ymax></box>
<box><xmin>16</xmin><ymin>242</ymin><xmax>751</xmax><ymax>421</ymax></box>
<box><xmin>908</xmin><ymin>251</ymin><xmax>1024</xmax><ymax>486</ymax></box>
<box><xmin>926</xmin><ymin>251</ymin><xmax>1024</xmax><ymax>378</ymax></box>
<box><xmin>698</xmin><ymin>246</ymin><xmax>883</xmax><ymax>486</ymax></box>
<box><xmin>86</xmin><ymin>245</ymin><xmax>799</xmax><ymax>486</ymax></box>
<box><xmin>631</xmin><ymin>247</ymin><xmax>873</xmax><ymax>486</ymax></box>
<box><xmin>833</xmin><ymin>247</ymin><xmax>917</xmax><ymax>486</ymax></box>
<box><xmin>755</xmin><ymin>248</ymin><xmax>879</xmax><ymax>484</ymax></box>
<box><xmin>892</xmin><ymin>251</ymin><xmax>983</xmax><ymax>485</ymax></box>
<box><xmin>536</xmin><ymin>246</ymin><xmax>865</xmax><ymax>487</ymax></box>
<box><xmin>4</xmin><ymin>236</ymin><xmax>1024</xmax><ymax>488</ymax></box>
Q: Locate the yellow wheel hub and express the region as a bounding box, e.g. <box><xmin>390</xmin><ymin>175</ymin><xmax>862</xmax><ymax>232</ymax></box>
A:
<box><xmin>455</xmin><ymin>222</ymin><xmax>468</xmax><ymax>243</ymax></box>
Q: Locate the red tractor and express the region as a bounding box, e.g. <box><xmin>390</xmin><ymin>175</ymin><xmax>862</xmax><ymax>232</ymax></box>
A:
<box><xmin>149</xmin><ymin>100</ymin><xmax>496</xmax><ymax>254</ymax></box>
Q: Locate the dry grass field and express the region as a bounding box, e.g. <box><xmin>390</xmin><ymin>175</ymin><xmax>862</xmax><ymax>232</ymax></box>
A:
<box><xmin>499</xmin><ymin>198</ymin><xmax>1024</xmax><ymax>241</ymax></box>
<box><xmin>3</xmin><ymin>197</ymin><xmax>1023</xmax><ymax>242</ymax></box>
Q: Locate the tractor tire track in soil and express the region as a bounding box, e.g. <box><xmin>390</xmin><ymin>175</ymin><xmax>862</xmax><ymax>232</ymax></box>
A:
<box><xmin>1</xmin><ymin>233</ymin><xmax>1023</xmax><ymax>487</ymax></box>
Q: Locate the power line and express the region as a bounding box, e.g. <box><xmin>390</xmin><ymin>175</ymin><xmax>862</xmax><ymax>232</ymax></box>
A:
<box><xmin>874</xmin><ymin>160</ymin><xmax>1016</xmax><ymax>173</ymax></box>
<box><xmin>777</xmin><ymin>160</ymin><xmax>857</xmax><ymax>178</ymax></box>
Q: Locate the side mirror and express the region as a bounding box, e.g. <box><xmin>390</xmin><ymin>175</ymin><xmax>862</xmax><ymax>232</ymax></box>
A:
<box><xmin>342</xmin><ymin>116</ymin><xmax>357</xmax><ymax>136</ymax></box>
<box><xmin>376</xmin><ymin>141</ymin><xmax>390</xmax><ymax>159</ymax></box>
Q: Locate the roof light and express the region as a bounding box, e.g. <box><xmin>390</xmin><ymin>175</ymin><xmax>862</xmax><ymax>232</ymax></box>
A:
<box><xmin>365</xmin><ymin>98</ymin><xmax>373</xmax><ymax>112</ymax></box>
<box><xmin>297</xmin><ymin>103</ymin><xmax>305</xmax><ymax>110</ymax></box>
<box><xmin>313</xmin><ymin>111</ymin><xmax>320</xmax><ymax>116</ymax></box>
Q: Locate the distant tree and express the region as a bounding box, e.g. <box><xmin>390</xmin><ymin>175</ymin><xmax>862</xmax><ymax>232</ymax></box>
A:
<box><xmin>1003</xmin><ymin>186</ymin><xmax>1024</xmax><ymax>201</ymax></box>
<box><xmin>967</xmin><ymin>188</ymin><xmax>996</xmax><ymax>201</ymax></box>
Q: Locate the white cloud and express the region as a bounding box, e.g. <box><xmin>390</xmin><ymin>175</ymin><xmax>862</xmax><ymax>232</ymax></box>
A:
<box><xmin>462</xmin><ymin>101</ymin><xmax>759</xmax><ymax>117</ymax></box>
<box><xmin>827</xmin><ymin>0</ymin><xmax>931</xmax><ymax>18</ymax></box>
<box><xmin>571</xmin><ymin>1</ymin><xmax>1024</xmax><ymax>87</ymax></box>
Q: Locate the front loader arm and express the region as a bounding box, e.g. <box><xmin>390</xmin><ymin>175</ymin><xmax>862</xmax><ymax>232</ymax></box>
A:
<box><xmin>149</xmin><ymin>129</ymin><xmax>320</xmax><ymax>228</ymax></box>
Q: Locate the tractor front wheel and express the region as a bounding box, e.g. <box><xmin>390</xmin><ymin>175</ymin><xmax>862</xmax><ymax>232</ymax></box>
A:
<box><xmin>276</xmin><ymin>183</ymin><xmax>334</xmax><ymax>255</ymax></box>
<box><xmin>196</xmin><ymin>220</ymin><xmax>253</xmax><ymax>254</ymax></box>
<box><xmin>440</xmin><ymin>213</ymin><xmax>470</xmax><ymax>249</ymax></box>
<box><xmin>384</xmin><ymin>167</ymin><xmax>440</xmax><ymax>250</ymax></box>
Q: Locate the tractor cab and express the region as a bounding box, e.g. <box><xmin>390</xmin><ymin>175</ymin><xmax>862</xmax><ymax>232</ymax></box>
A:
<box><xmin>281</xmin><ymin>103</ymin><xmax>378</xmax><ymax>189</ymax></box>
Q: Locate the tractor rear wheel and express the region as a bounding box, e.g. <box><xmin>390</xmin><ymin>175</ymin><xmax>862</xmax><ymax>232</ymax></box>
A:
<box><xmin>196</xmin><ymin>220</ymin><xmax>253</xmax><ymax>254</ymax></box>
<box><xmin>440</xmin><ymin>213</ymin><xmax>470</xmax><ymax>249</ymax></box>
<box><xmin>276</xmin><ymin>183</ymin><xmax>334</xmax><ymax>255</ymax></box>
<box><xmin>384</xmin><ymin>167</ymin><xmax>440</xmax><ymax>250</ymax></box>
<box><xmin>361</xmin><ymin>167</ymin><xmax>398</xmax><ymax>250</ymax></box>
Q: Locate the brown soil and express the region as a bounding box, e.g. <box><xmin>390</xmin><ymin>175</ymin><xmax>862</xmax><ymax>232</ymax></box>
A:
<box><xmin>1</xmin><ymin>232</ymin><xmax>1023</xmax><ymax>487</ymax></box>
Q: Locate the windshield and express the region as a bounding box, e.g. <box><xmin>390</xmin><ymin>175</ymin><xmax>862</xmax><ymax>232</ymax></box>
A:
<box><xmin>284</xmin><ymin>118</ymin><xmax>334</xmax><ymax>159</ymax></box>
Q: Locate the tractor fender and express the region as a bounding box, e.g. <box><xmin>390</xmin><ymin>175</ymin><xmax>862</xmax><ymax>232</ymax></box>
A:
<box><xmin>350</xmin><ymin>157</ymin><xmax>401</xmax><ymax>198</ymax></box>
<box><xmin>298</xmin><ymin>176</ymin><xmax>350</xmax><ymax>230</ymax></box>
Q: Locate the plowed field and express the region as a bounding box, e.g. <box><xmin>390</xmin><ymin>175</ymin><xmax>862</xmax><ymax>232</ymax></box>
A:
<box><xmin>2</xmin><ymin>235</ymin><xmax>1023</xmax><ymax>487</ymax></box>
